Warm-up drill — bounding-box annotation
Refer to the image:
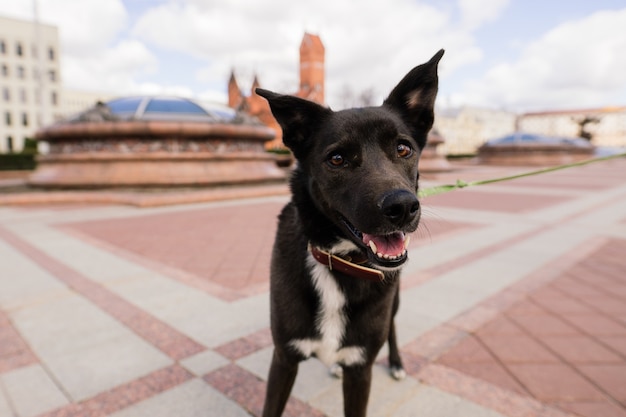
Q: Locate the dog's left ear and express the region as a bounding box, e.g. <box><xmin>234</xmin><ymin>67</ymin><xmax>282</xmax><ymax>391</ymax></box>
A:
<box><xmin>383</xmin><ymin>49</ymin><xmax>444</xmax><ymax>149</ymax></box>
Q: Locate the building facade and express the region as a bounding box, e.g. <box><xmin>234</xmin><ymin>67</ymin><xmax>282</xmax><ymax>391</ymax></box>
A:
<box><xmin>435</xmin><ymin>107</ymin><xmax>517</xmax><ymax>155</ymax></box>
<box><xmin>0</xmin><ymin>15</ymin><xmax>61</xmax><ymax>153</ymax></box>
<box><xmin>519</xmin><ymin>107</ymin><xmax>626</xmax><ymax>148</ymax></box>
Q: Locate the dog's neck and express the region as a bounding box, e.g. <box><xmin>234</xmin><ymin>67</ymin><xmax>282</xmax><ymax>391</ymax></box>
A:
<box><xmin>308</xmin><ymin>244</ymin><xmax>385</xmax><ymax>282</ymax></box>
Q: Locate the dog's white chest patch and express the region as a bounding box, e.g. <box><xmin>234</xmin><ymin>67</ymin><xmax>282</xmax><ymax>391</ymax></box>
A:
<box><xmin>289</xmin><ymin>254</ymin><xmax>365</xmax><ymax>367</ymax></box>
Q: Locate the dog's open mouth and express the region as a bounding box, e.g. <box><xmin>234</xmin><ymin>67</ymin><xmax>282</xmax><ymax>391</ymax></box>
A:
<box><xmin>341</xmin><ymin>218</ymin><xmax>410</xmax><ymax>267</ymax></box>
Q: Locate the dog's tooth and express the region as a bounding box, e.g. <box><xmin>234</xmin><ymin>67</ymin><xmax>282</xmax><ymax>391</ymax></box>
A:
<box><xmin>404</xmin><ymin>235</ymin><xmax>411</xmax><ymax>250</ymax></box>
<box><xmin>368</xmin><ymin>240</ymin><xmax>378</xmax><ymax>254</ymax></box>
<box><xmin>377</xmin><ymin>252</ymin><xmax>384</xmax><ymax>258</ymax></box>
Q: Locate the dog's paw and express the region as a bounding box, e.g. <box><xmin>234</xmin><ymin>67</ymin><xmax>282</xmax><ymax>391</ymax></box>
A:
<box><xmin>329</xmin><ymin>363</ymin><xmax>343</xmax><ymax>379</ymax></box>
<box><xmin>390</xmin><ymin>366</ymin><xmax>406</xmax><ymax>381</ymax></box>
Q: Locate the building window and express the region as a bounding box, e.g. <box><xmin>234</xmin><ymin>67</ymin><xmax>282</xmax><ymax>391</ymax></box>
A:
<box><xmin>48</xmin><ymin>47</ymin><xmax>55</xmax><ymax>61</ymax></box>
<box><xmin>48</xmin><ymin>69</ymin><xmax>56</xmax><ymax>82</ymax></box>
<box><xmin>0</xmin><ymin>40</ymin><xmax>5</xmax><ymax>54</ymax></box>
<box><xmin>1</xmin><ymin>64</ymin><xmax>7</xmax><ymax>76</ymax></box>
<box><xmin>20</xmin><ymin>89</ymin><xmax>27</xmax><ymax>103</ymax></box>
<box><xmin>6</xmin><ymin>136</ymin><xmax>14</xmax><ymax>153</ymax></box>
<box><xmin>5</xmin><ymin>111</ymin><xmax>11</xmax><ymax>126</ymax></box>
<box><xmin>2</xmin><ymin>87</ymin><xmax>9</xmax><ymax>102</ymax></box>
<box><xmin>51</xmin><ymin>91</ymin><xmax>58</xmax><ymax>105</ymax></box>
<box><xmin>17</xmin><ymin>66</ymin><xmax>25</xmax><ymax>79</ymax></box>
<box><xmin>16</xmin><ymin>42</ymin><xmax>23</xmax><ymax>56</ymax></box>
<box><xmin>22</xmin><ymin>113</ymin><xmax>28</xmax><ymax>127</ymax></box>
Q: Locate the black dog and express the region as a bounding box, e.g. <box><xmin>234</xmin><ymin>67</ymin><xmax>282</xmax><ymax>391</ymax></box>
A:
<box><xmin>257</xmin><ymin>49</ymin><xmax>444</xmax><ymax>417</ymax></box>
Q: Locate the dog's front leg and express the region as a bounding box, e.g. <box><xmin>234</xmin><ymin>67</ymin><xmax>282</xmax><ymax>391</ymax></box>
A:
<box><xmin>342</xmin><ymin>364</ymin><xmax>373</xmax><ymax>417</ymax></box>
<box><xmin>262</xmin><ymin>348</ymin><xmax>299</xmax><ymax>417</ymax></box>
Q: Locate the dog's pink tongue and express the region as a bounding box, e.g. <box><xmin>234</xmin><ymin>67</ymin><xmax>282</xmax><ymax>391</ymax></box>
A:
<box><xmin>363</xmin><ymin>232</ymin><xmax>406</xmax><ymax>256</ymax></box>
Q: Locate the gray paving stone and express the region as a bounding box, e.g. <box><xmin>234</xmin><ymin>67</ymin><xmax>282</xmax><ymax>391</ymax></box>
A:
<box><xmin>10</xmin><ymin>293</ymin><xmax>172</xmax><ymax>401</ymax></box>
<box><xmin>307</xmin><ymin>365</ymin><xmax>422</xmax><ymax>417</ymax></box>
<box><xmin>237</xmin><ymin>346</ymin><xmax>342</xmax><ymax>402</ymax></box>
<box><xmin>528</xmin><ymin>184</ymin><xmax>626</xmax><ymax>224</ymax></box>
<box><xmin>109</xmin><ymin>379</ymin><xmax>250</xmax><ymax>417</ymax></box>
<box><xmin>0</xmin><ymin>384</ymin><xmax>15</xmax><ymax>417</ymax></box>
<box><xmin>12</xmin><ymin>225</ymin><xmax>150</xmax><ymax>285</ymax></box>
<box><xmin>0</xmin><ymin>239</ymin><xmax>69</xmax><ymax>311</ymax></box>
<box><xmin>363</xmin><ymin>366</ymin><xmax>423</xmax><ymax>417</ymax></box>
<box><xmin>46</xmin><ymin>339</ymin><xmax>171</xmax><ymax>401</ymax></box>
<box><xmin>404</xmin><ymin>222</ymin><xmax>534</xmax><ymax>276</ymax></box>
<box><xmin>0</xmin><ymin>364</ymin><xmax>69</xmax><ymax>417</ymax></box>
<box><xmin>392</xmin><ymin>310</ymin><xmax>440</xmax><ymax>347</ymax></box>
<box><xmin>402</xmin><ymin>281</ymin><xmax>487</xmax><ymax>324</ymax></box>
<box><xmin>394</xmin><ymin>385</ymin><xmax>505</xmax><ymax>417</ymax></box>
<box><xmin>180</xmin><ymin>350</ymin><xmax>230</xmax><ymax>377</ymax></box>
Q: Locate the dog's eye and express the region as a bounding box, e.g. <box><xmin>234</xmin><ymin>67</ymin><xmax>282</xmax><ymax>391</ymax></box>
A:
<box><xmin>328</xmin><ymin>153</ymin><xmax>346</xmax><ymax>167</ymax></box>
<box><xmin>397</xmin><ymin>143</ymin><xmax>413</xmax><ymax>158</ymax></box>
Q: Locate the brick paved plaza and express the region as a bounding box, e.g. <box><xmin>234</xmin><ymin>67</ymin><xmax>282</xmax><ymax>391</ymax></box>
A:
<box><xmin>1</xmin><ymin>157</ymin><xmax>625</xmax><ymax>416</ymax></box>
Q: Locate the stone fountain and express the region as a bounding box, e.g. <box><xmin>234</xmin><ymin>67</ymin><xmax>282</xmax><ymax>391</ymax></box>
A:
<box><xmin>29</xmin><ymin>97</ymin><xmax>286</xmax><ymax>188</ymax></box>
<box><xmin>478</xmin><ymin>133</ymin><xmax>595</xmax><ymax>166</ymax></box>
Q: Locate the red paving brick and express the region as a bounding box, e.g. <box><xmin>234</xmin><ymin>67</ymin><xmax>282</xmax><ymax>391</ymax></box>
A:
<box><xmin>0</xmin><ymin>310</ymin><xmax>38</xmax><ymax>373</ymax></box>
<box><xmin>508</xmin><ymin>363</ymin><xmax>606</xmax><ymax>402</ymax></box>
<box><xmin>0</xmin><ymin>225</ymin><xmax>206</xmax><ymax>361</ymax></box>
<box><xmin>435</xmin><ymin>238</ymin><xmax>626</xmax><ymax>416</ymax></box>
<box><xmin>479</xmin><ymin>333</ymin><xmax>560</xmax><ymax>363</ymax></box>
<box><xmin>204</xmin><ymin>364</ymin><xmax>325</xmax><ymax>417</ymax></box>
<box><xmin>578</xmin><ymin>364</ymin><xmax>626</xmax><ymax>405</ymax></box>
<box><xmin>541</xmin><ymin>335</ymin><xmax>623</xmax><ymax>363</ymax></box>
<box><xmin>564</xmin><ymin>313</ymin><xmax>626</xmax><ymax>336</ymax></box>
<box><xmin>38</xmin><ymin>365</ymin><xmax>194</xmax><ymax>417</ymax></box>
<box><xmin>557</xmin><ymin>401</ymin><xmax>626</xmax><ymax>417</ymax></box>
<box><xmin>509</xmin><ymin>313</ymin><xmax>580</xmax><ymax>336</ymax></box>
<box><xmin>66</xmin><ymin>202</ymin><xmax>283</xmax><ymax>294</ymax></box>
<box><xmin>599</xmin><ymin>336</ymin><xmax>626</xmax><ymax>356</ymax></box>
<box><xmin>214</xmin><ymin>328</ymin><xmax>273</xmax><ymax>361</ymax></box>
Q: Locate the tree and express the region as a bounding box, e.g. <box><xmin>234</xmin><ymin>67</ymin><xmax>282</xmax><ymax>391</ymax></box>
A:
<box><xmin>574</xmin><ymin>115</ymin><xmax>600</xmax><ymax>141</ymax></box>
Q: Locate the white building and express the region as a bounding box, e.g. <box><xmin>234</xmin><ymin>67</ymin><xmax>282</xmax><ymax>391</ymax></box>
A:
<box><xmin>519</xmin><ymin>107</ymin><xmax>626</xmax><ymax>148</ymax></box>
<box><xmin>0</xmin><ymin>15</ymin><xmax>62</xmax><ymax>152</ymax></box>
<box><xmin>435</xmin><ymin>107</ymin><xmax>517</xmax><ymax>155</ymax></box>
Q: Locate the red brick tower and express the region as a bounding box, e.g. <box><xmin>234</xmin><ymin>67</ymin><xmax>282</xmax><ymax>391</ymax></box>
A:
<box><xmin>227</xmin><ymin>33</ymin><xmax>326</xmax><ymax>149</ymax></box>
<box><xmin>298</xmin><ymin>33</ymin><xmax>325</xmax><ymax>104</ymax></box>
<box><xmin>227</xmin><ymin>70</ymin><xmax>243</xmax><ymax>109</ymax></box>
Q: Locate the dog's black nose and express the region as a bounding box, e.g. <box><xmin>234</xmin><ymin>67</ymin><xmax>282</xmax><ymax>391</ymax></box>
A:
<box><xmin>380</xmin><ymin>190</ymin><xmax>420</xmax><ymax>226</ymax></box>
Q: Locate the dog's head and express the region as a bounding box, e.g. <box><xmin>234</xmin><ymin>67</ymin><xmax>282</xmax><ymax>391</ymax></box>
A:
<box><xmin>257</xmin><ymin>50</ymin><xmax>443</xmax><ymax>271</ymax></box>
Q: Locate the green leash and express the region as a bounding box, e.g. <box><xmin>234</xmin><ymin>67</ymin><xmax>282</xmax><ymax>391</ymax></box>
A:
<box><xmin>418</xmin><ymin>152</ymin><xmax>626</xmax><ymax>199</ymax></box>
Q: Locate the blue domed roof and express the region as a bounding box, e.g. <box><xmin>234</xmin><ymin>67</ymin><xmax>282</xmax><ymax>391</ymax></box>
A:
<box><xmin>484</xmin><ymin>133</ymin><xmax>592</xmax><ymax>148</ymax></box>
<box><xmin>104</xmin><ymin>96</ymin><xmax>236</xmax><ymax>122</ymax></box>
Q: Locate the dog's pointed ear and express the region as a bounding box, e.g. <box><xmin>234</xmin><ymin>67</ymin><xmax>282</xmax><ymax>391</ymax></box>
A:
<box><xmin>383</xmin><ymin>49</ymin><xmax>444</xmax><ymax>148</ymax></box>
<box><xmin>256</xmin><ymin>88</ymin><xmax>331</xmax><ymax>155</ymax></box>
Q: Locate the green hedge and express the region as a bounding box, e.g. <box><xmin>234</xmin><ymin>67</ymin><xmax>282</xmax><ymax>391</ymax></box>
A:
<box><xmin>0</xmin><ymin>138</ymin><xmax>38</xmax><ymax>170</ymax></box>
<box><xmin>0</xmin><ymin>153</ymin><xmax>36</xmax><ymax>170</ymax></box>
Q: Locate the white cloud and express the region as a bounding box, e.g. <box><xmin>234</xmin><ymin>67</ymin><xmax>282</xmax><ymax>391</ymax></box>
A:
<box><xmin>458</xmin><ymin>0</ymin><xmax>510</xmax><ymax>30</ymax></box>
<box><xmin>0</xmin><ymin>0</ymin><xmax>158</xmax><ymax>95</ymax></box>
<box><xmin>461</xmin><ymin>8</ymin><xmax>626</xmax><ymax>111</ymax></box>
<box><xmin>62</xmin><ymin>40</ymin><xmax>158</xmax><ymax>93</ymax></box>
<box><xmin>131</xmin><ymin>0</ymin><xmax>489</xmax><ymax>108</ymax></box>
<box><xmin>6</xmin><ymin>0</ymin><xmax>620</xmax><ymax>112</ymax></box>
<box><xmin>38</xmin><ymin>0</ymin><xmax>128</xmax><ymax>54</ymax></box>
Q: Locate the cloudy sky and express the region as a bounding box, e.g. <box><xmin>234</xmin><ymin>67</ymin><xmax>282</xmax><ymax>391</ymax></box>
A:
<box><xmin>1</xmin><ymin>0</ymin><xmax>625</xmax><ymax>112</ymax></box>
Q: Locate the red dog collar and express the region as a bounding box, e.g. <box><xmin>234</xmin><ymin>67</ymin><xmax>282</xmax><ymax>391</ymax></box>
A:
<box><xmin>308</xmin><ymin>244</ymin><xmax>385</xmax><ymax>282</ymax></box>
